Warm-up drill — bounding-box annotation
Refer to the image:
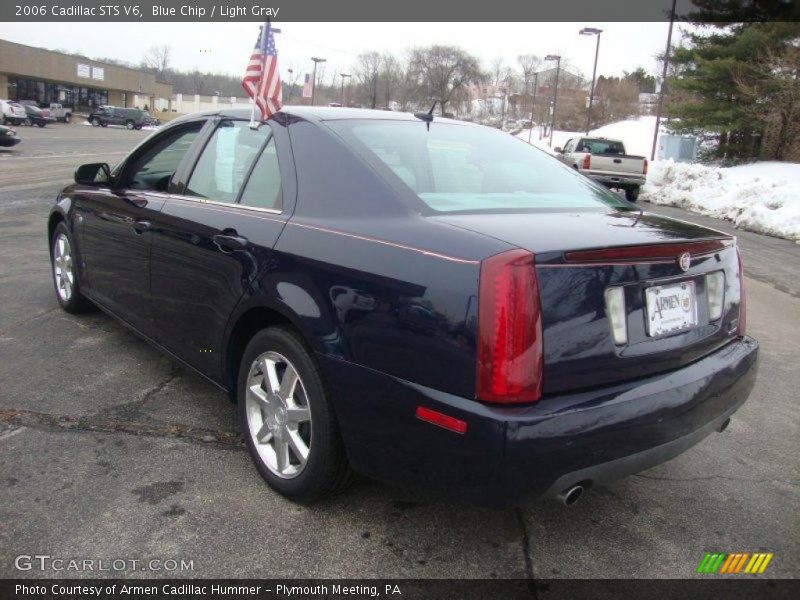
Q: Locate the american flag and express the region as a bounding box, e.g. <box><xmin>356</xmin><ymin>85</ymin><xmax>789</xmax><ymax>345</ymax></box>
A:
<box><xmin>302</xmin><ymin>74</ymin><xmax>313</xmax><ymax>99</ymax></box>
<box><xmin>241</xmin><ymin>21</ymin><xmax>282</xmax><ymax>120</ymax></box>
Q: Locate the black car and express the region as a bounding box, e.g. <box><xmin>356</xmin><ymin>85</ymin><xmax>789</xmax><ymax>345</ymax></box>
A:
<box><xmin>23</xmin><ymin>104</ymin><xmax>54</xmax><ymax>127</ymax></box>
<box><xmin>88</xmin><ymin>106</ymin><xmax>145</xmax><ymax>130</ymax></box>
<box><xmin>0</xmin><ymin>124</ymin><xmax>20</xmax><ymax>147</ymax></box>
<box><xmin>48</xmin><ymin>107</ymin><xmax>758</xmax><ymax>506</ymax></box>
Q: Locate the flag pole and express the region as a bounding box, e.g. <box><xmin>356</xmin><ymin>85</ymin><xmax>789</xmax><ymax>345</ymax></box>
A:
<box><xmin>250</xmin><ymin>24</ymin><xmax>264</xmax><ymax>128</ymax></box>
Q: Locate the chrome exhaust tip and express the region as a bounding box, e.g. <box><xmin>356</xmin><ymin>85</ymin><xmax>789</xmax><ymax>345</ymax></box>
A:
<box><xmin>717</xmin><ymin>418</ymin><xmax>731</xmax><ymax>433</ymax></box>
<box><xmin>556</xmin><ymin>485</ymin><xmax>584</xmax><ymax>507</ymax></box>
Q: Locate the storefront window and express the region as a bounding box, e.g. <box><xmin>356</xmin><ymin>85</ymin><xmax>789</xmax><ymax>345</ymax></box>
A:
<box><xmin>6</xmin><ymin>76</ymin><xmax>107</xmax><ymax>110</ymax></box>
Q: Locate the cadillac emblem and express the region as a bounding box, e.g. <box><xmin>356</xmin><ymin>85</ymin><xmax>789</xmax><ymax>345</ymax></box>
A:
<box><xmin>678</xmin><ymin>252</ymin><xmax>691</xmax><ymax>272</ymax></box>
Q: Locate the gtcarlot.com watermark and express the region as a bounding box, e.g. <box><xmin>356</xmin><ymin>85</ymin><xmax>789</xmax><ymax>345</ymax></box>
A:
<box><xmin>14</xmin><ymin>554</ymin><xmax>194</xmax><ymax>573</ymax></box>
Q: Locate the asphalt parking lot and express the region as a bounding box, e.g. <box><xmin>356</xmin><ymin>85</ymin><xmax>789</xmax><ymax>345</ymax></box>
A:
<box><xmin>0</xmin><ymin>123</ymin><xmax>798</xmax><ymax>581</ymax></box>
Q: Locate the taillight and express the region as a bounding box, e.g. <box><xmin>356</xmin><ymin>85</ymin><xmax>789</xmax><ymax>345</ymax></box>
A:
<box><xmin>643</xmin><ymin>158</ymin><xmax>649</xmax><ymax>175</ymax></box>
<box><xmin>476</xmin><ymin>249</ymin><xmax>543</xmax><ymax>403</ymax></box>
<box><xmin>582</xmin><ymin>154</ymin><xmax>591</xmax><ymax>170</ymax></box>
<box><xmin>737</xmin><ymin>248</ymin><xmax>746</xmax><ymax>336</ymax></box>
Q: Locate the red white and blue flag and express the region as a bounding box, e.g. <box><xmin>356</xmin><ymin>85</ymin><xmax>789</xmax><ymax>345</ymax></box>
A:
<box><xmin>242</xmin><ymin>21</ymin><xmax>282</xmax><ymax>120</ymax></box>
<box><xmin>302</xmin><ymin>74</ymin><xmax>313</xmax><ymax>99</ymax></box>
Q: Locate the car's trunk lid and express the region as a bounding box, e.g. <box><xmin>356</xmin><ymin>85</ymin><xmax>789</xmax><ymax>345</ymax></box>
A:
<box><xmin>432</xmin><ymin>209</ymin><xmax>743</xmax><ymax>394</ymax></box>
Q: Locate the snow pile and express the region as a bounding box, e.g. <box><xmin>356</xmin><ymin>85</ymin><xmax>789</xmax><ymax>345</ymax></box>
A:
<box><xmin>643</xmin><ymin>160</ymin><xmax>800</xmax><ymax>242</ymax></box>
<box><xmin>517</xmin><ymin>116</ymin><xmax>663</xmax><ymax>158</ymax></box>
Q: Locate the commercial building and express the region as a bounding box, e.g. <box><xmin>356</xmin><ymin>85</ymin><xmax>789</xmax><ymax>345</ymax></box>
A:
<box><xmin>0</xmin><ymin>39</ymin><xmax>172</xmax><ymax>112</ymax></box>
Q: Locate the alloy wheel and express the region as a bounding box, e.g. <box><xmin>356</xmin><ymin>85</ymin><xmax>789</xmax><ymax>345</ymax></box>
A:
<box><xmin>245</xmin><ymin>351</ymin><xmax>313</xmax><ymax>479</ymax></box>
<box><xmin>53</xmin><ymin>232</ymin><xmax>74</xmax><ymax>302</ymax></box>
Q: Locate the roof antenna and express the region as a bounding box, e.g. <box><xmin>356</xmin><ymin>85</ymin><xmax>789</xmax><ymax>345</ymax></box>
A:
<box><xmin>414</xmin><ymin>100</ymin><xmax>437</xmax><ymax>130</ymax></box>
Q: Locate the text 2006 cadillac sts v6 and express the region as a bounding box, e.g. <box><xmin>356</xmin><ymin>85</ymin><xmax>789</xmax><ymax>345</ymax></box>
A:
<box><xmin>48</xmin><ymin>107</ymin><xmax>758</xmax><ymax>506</ymax></box>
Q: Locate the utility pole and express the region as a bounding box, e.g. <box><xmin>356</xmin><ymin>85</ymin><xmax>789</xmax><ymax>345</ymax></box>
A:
<box><xmin>545</xmin><ymin>54</ymin><xmax>561</xmax><ymax>147</ymax></box>
<box><xmin>580</xmin><ymin>27</ymin><xmax>602</xmax><ymax>134</ymax></box>
<box><xmin>528</xmin><ymin>71</ymin><xmax>539</xmax><ymax>144</ymax></box>
<box><xmin>339</xmin><ymin>73</ymin><xmax>351</xmax><ymax>106</ymax></box>
<box><xmin>651</xmin><ymin>0</ymin><xmax>677</xmax><ymax>162</ymax></box>
<box><xmin>310</xmin><ymin>56</ymin><xmax>326</xmax><ymax>106</ymax></box>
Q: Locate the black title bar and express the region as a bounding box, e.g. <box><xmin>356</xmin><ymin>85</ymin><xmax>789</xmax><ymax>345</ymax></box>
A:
<box><xmin>3</xmin><ymin>0</ymin><xmax>800</xmax><ymax>22</ymax></box>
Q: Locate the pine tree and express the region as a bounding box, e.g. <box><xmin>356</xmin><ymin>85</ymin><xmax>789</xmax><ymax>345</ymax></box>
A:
<box><xmin>667</xmin><ymin>21</ymin><xmax>800</xmax><ymax>162</ymax></box>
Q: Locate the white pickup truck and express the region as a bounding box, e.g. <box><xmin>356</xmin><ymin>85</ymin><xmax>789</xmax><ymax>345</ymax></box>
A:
<box><xmin>555</xmin><ymin>137</ymin><xmax>647</xmax><ymax>202</ymax></box>
<box><xmin>48</xmin><ymin>103</ymin><xmax>73</xmax><ymax>123</ymax></box>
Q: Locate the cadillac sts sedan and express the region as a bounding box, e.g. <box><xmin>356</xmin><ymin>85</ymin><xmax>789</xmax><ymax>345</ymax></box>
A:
<box><xmin>48</xmin><ymin>107</ymin><xmax>758</xmax><ymax>506</ymax></box>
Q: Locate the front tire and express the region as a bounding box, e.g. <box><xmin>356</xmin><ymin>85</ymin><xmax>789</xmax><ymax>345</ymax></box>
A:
<box><xmin>91</xmin><ymin>118</ymin><xmax>100</xmax><ymax>127</ymax></box>
<box><xmin>51</xmin><ymin>222</ymin><xmax>92</xmax><ymax>313</ymax></box>
<box><xmin>237</xmin><ymin>327</ymin><xmax>352</xmax><ymax>503</ymax></box>
<box><xmin>125</xmin><ymin>120</ymin><xmax>135</xmax><ymax>130</ymax></box>
<box><xmin>37</xmin><ymin>122</ymin><xmax>45</xmax><ymax>128</ymax></box>
<box><xmin>625</xmin><ymin>186</ymin><xmax>640</xmax><ymax>202</ymax></box>
<box><xmin>64</xmin><ymin>113</ymin><xmax>71</xmax><ymax>123</ymax></box>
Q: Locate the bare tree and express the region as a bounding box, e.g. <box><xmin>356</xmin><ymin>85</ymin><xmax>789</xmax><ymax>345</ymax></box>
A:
<box><xmin>143</xmin><ymin>45</ymin><xmax>172</xmax><ymax>79</ymax></box>
<box><xmin>354</xmin><ymin>51</ymin><xmax>382</xmax><ymax>109</ymax></box>
<box><xmin>408</xmin><ymin>45</ymin><xmax>483</xmax><ymax>115</ymax></box>
<box><xmin>380</xmin><ymin>54</ymin><xmax>404</xmax><ymax>107</ymax></box>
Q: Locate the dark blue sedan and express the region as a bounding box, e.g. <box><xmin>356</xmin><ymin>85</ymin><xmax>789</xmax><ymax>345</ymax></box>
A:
<box><xmin>48</xmin><ymin>108</ymin><xmax>758</xmax><ymax>506</ymax></box>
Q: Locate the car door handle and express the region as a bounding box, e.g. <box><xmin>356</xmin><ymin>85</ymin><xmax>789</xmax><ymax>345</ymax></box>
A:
<box><xmin>213</xmin><ymin>233</ymin><xmax>249</xmax><ymax>252</ymax></box>
<box><xmin>132</xmin><ymin>220</ymin><xmax>151</xmax><ymax>234</ymax></box>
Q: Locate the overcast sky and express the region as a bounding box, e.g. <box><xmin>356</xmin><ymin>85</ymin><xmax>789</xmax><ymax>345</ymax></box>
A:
<box><xmin>0</xmin><ymin>22</ymin><xmax>687</xmax><ymax>84</ymax></box>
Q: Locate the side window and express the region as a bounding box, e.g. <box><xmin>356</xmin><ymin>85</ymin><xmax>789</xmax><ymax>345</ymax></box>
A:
<box><xmin>126</xmin><ymin>123</ymin><xmax>203</xmax><ymax>191</ymax></box>
<box><xmin>185</xmin><ymin>121</ymin><xmax>270</xmax><ymax>203</ymax></box>
<box><xmin>239</xmin><ymin>137</ymin><xmax>283</xmax><ymax>210</ymax></box>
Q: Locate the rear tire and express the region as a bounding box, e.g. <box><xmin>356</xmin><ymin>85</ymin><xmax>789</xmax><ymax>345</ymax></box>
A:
<box><xmin>64</xmin><ymin>113</ymin><xmax>71</xmax><ymax>123</ymax></box>
<box><xmin>50</xmin><ymin>222</ymin><xmax>92</xmax><ymax>314</ymax></box>
<box><xmin>37</xmin><ymin>122</ymin><xmax>45</xmax><ymax>128</ymax></box>
<box><xmin>625</xmin><ymin>186</ymin><xmax>640</xmax><ymax>202</ymax></box>
<box><xmin>237</xmin><ymin>327</ymin><xmax>352</xmax><ymax>503</ymax></box>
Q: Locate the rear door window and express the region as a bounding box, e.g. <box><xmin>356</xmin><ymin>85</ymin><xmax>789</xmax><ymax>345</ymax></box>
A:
<box><xmin>185</xmin><ymin>121</ymin><xmax>270</xmax><ymax>204</ymax></box>
<box><xmin>239</xmin><ymin>137</ymin><xmax>283</xmax><ymax>211</ymax></box>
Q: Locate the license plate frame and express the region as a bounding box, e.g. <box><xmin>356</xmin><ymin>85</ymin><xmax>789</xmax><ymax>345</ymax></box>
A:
<box><xmin>645</xmin><ymin>280</ymin><xmax>698</xmax><ymax>338</ymax></box>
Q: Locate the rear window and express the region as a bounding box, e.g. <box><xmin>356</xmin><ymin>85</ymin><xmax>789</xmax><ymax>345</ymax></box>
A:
<box><xmin>326</xmin><ymin>120</ymin><xmax>630</xmax><ymax>214</ymax></box>
<box><xmin>576</xmin><ymin>138</ymin><xmax>626</xmax><ymax>155</ymax></box>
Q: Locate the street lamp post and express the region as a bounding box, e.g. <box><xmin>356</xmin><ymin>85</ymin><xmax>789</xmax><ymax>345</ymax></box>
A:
<box><xmin>545</xmin><ymin>54</ymin><xmax>561</xmax><ymax>148</ymax></box>
<box><xmin>310</xmin><ymin>56</ymin><xmax>326</xmax><ymax>106</ymax></box>
<box><xmin>651</xmin><ymin>0</ymin><xmax>677</xmax><ymax>161</ymax></box>
<box><xmin>527</xmin><ymin>71</ymin><xmax>539</xmax><ymax>144</ymax></box>
<box><xmin>580</xmin><ymin>27</ymin><xmax>602</xmax><ymax>135</ymax></box>
<box><xmin>339</xmin><ymin>73</ymin><xmax>351</xmax><ymax>106</ymax></box>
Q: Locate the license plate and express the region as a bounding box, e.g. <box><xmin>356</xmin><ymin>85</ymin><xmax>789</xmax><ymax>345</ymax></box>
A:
<box><xmin>645</xmin><ymin>281</ymin><xmax>698</xmax><ymax>337</ymax></box>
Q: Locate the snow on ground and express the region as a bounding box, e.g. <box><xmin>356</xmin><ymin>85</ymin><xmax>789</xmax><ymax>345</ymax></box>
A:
<box><xmin>516</xmin><ymin>116</ymin><xmax>800</xmax><ymax>242</ymax></box>
<box><xmin>516</xmin><ymin>116</ymin><xmax>661</xmax><ymax>157</ymax></box>
<box><xmin>643</xmin><ymin>160</ymin><xmax>800</xmax><ymax>242</ymax></box>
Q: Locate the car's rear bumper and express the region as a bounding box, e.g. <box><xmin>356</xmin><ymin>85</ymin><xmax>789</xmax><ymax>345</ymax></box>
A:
<box><xmin>0</xmin><ymin>137</ymin><xmax>20</xmax><ymax>147</ymax></box>
<box><xmin>584</xmin><ymin>171</ymin><xmax>646</xmax><ymax>187</ymax></box>
<box><xmin>321</xmin><ymin>336</ymin><xmax>758</xmax><ymax>506</ymax></box>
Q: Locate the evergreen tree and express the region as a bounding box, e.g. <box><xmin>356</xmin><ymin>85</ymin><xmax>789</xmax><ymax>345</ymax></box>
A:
<box><xmin>667</xmin><ymin>21</ymin><xmax>800</xmax><ymax>162</ymax></box>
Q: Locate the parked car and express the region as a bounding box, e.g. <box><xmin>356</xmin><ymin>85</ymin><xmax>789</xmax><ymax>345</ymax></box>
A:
<box><xmin>1</xmin><ymin>100</ymin><xmax>27</xmax><ymax>126</ymax></box>
<box><xmin>22</xmin><ymin>104</ymin><xmax>55</xmax><ymax>127</ymax></box>
<box><xmin>49</xmin><ymin>103</ymin><xmax>73</xmax><ymax>123</ymax></box>
<box><xmin>141</xmin><ymin>111</ymin><xmax>161</xmax><ymax>127</ymax></box>
<box><xmin>88</xmin><ymin>106</ymin><xmax>145</xmax><ymax>130</ymax></box>
<box><xmin>555</xmin><ymin>136</ymin><xmax>647</xmax><ymax>202</ymax></box>
<box><xmin>0</xmin><ymin>124</ymin><xmax>20</xmax><ymax>147</ymax></box>
<box><xmin>48</xmin><ymin>107</ymin><xmax>757</xmax><ymax>506</ymax></box>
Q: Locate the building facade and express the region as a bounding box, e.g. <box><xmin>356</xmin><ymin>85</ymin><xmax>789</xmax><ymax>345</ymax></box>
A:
<box><xmin>0</xmin><ymin>39</ymin><xmax>172</xmax><ymax>113</ymax></box>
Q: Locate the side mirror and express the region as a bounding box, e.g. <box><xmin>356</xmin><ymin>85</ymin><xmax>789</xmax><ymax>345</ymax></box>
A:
<box><xmin>74</xmin><ymin>162</ymin><xmax>111</xmax><ymax>185</ymax></box>
<box><xmin>554</xmin><ymin>147</ymin><xmax>563</xmax><ymax>153</ymax></box>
